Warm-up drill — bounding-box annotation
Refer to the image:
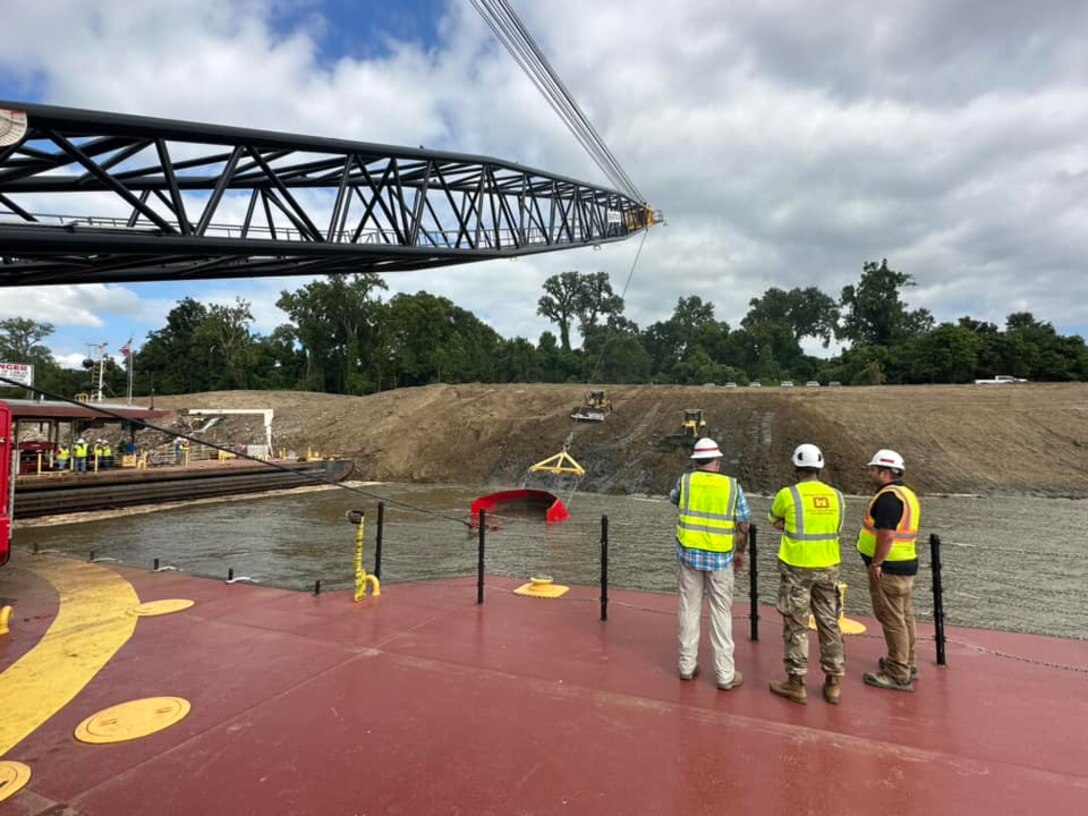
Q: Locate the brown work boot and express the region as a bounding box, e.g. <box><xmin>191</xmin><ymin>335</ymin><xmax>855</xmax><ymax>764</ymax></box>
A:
<box><xmin>769</xmin><ymin>674</ymin><xmax>807</xmax><ymax>704</ymax></box>
<box><xmin>822</xmin><ymin>675</ymin><xmax>842</xmax><ymax>704</ymax></box>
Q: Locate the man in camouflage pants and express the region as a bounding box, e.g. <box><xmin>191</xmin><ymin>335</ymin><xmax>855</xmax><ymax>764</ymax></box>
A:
<box><xmin>768</xmin><ymin>444</ymin><xmax>846</xmax><ymax>704</ymax></box>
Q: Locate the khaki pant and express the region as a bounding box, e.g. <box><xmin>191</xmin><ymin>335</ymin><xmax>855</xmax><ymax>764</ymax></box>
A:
<box><xmin>677</xmin><ymin>562</ymin><xmax>736</xmax><ymax>685</ymax></box>
<box><xmin>867</xmin><ymin>571</ymin><xmax>916</xmax><ymax>683</ymax></box>
<box><xmin>775</xmin><ymin>561</ymin><xmax>844</xmax><ymax>678</ymax></box>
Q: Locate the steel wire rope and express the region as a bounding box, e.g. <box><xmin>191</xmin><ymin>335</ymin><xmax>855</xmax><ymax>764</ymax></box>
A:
<box><xmin>471</xmin><ymin>0</ymin><xmax>644</xmax><ymax>202</ymax></box>
<box><xmin>477</xmin><ymin>0</ymin><xmax>637</xmax><ymax>199</ymax></box>
<box><xmin>1</xmin><ymin>376</ymin><xmax>474</xmax><ymax>528</ymax></box>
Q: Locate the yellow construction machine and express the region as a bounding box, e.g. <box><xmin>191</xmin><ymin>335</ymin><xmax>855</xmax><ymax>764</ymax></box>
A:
<box><xmin>571</xmin><ymin>390</ymin><xmax>612</xmax><ymax>422</ymax></box>
<box><xmin>681</xmin><ymin>409</ymin><xmax>707</xmax><ymax>438</ymax></box>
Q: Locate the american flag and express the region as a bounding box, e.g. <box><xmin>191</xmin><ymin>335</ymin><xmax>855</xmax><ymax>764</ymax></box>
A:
<box><xmin>120</xmin><ymin>338</ymin><xmax>133</xmax><ymax>357</ymax></box>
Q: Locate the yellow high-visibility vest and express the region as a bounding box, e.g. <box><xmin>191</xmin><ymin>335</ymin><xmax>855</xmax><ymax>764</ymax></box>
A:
<box><xmin>856</xmin><ymin>484</ymin><xmax>921</xmax><ymax>562</ymax></box>
<box><xmin>769</xmin><ymin>480</ymin><xmax>844</xmax><ymax>568</ymax></box>
<box><xmin>676</xmin><ymin>471</ymin><xmax>739</xmax><ymax>553</ymax></box>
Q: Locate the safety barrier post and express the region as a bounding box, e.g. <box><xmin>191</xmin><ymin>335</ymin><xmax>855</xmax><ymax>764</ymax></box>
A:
<box><xmin>375</xmin><ymin>501</ymin><xmax>384</xmax><ymax>580</ymax></box>
<box><xmin>600</xmin><ymin>515</ymin><xmax>609</xmax><ymax>622</ymax></box>
<box><xmin>748</xmin><ymin>524</ymin><xmax>759</xmax><ymax>641</ymax></box>
<box><xmin>476</xmin><ymin>509</ymin><xmax>486</xmax><ymax>605</ymax></box>
<box><xmin>930</xmin><ymin>533</ymin><xmax>947</xmax><ymax>666</ymax></box>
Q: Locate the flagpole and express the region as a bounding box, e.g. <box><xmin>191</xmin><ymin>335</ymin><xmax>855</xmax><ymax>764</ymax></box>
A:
<box><xmin>124</xmin><ymin>337</ymin><xmax>134</xmax><ymax>405</ymax></box>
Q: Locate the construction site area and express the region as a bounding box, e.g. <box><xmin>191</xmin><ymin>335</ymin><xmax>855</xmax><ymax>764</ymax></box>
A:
<box><xmin>147</xmin><ymin>381</ymin><xmax>1088</xmax><ymax>498</ymax></box>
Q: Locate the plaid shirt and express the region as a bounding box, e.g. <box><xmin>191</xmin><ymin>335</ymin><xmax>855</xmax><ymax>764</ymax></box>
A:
<box><xmin>669</xmin><ymin>475</ymin><xmax>750</xmax><ymax>571</ymax></box>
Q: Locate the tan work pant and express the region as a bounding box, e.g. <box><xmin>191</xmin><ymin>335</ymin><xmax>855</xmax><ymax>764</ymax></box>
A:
<box><xmin>677</xmin><ymin>562</ymin><xmax>736</xmax><ymax>685</ymax></box>
<box><xmin>867</xmin><ymin>571</ymin><xmax>916</xmax><ymax>683</ymax></box>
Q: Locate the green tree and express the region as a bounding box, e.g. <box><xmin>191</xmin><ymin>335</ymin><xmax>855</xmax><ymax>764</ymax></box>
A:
<box><xmin>743</xmin><ymin>286</ymin><xmax>839</xmax><ymax>346</ymax></box>
<box><xmin>193</xmin><ymin>298</ymin><xmax>255</xmax><ymax>389</ymax></box>
<box><xmin>839</xmin><ymin>260</ymin><xmax>933</xmax><ymax>346</ymax></box>
<box><xmin>537</xmin><ymin>271</ymin><xmax>584</xmax><ymax>352</ymax></box>
<box><xmin>575</xmin><ymin>271</ymin><xmax>625</xmax><ymax>337</ymax></box>
<box><xmin>277</xmin><ymin>273</ymin><xmax>386</xmax><ymax>393</ymax></box>
<box><xmin>138</xmin><ymin>298</ymin><xmax>212</xmax><ymax>394</ymax></box>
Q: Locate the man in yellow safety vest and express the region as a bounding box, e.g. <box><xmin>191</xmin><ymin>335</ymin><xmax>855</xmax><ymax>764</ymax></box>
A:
<box><xmin>857</xmin><ymin>449</ymin><xmax>922</xmax><ymax>692</ymax></box>
<box><xmin>668</xmin><ymin>437</ymin><xmax>750</xmax><ymax>691</ymax></box>
<box><xmin>768</xmin><ymin>444</ymin><xmax>846</xmax><ymax>704</ymax></box>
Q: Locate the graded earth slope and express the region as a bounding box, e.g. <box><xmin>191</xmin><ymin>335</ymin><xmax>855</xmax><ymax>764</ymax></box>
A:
<box><xmin>148</xmin><ymin>382</ymin><xmax>1088</xmax><ymax>497</ymax></box>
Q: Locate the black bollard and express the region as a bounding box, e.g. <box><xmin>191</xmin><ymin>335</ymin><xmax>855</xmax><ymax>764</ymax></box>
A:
<box><xmin>314</xmin><ymin>580</ymin><xmax>322</xmax><ymax>596</ymax></box>
<box><xmin>930</xmin><ymin>533</ymin><xmax>947</xmax><ymax>666</ymax></box>
<box><xmin>600</xmin><ymin>515</ymin><xmax>609</xmax><ymax>622</ymax></box>
<box><xmin>748</xmin><ymin>525</ymin><xmax>759</xmax><ymax>641</ymax></box>
<box><xmin>227</xmin><ymin>567</ymin><xmax>234</xmax><ymax>582</ymax></box>
<box><xmin>477</xmin><ymin>509</ymin><xmax>486</xmax><ymax>605</ymax></box>
<box><xmin>375</xmin><ymin>502</ymin><xmax>384</xmax><ymax>580</ymax></box>
<box><xmin>153</xmin><ymin>558</ymin><xmax>160</xmax><ymax>571</ymax></box>
<box><xmin>88</xmin><ymin>551</ymin><xmax>94</xmax><ymax>562</ymax></box>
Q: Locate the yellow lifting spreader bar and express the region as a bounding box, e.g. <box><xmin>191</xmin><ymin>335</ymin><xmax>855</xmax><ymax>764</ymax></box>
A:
<box><xmin>527</xmin><ymin>450</ymin><xmax>585</xmax><ymax>477</ymax></box>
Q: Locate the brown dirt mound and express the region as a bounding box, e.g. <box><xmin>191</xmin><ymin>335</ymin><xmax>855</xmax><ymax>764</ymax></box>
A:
<box><xmin>147</xmin><ymin>382</ymin><xmax>1088</xmax><ymax>498</ymax></box>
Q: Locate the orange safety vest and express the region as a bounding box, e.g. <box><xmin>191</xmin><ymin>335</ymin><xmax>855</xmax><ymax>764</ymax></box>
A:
<box><xmin>856</xmin><ymin>484</ymin><xmax>920</xmax><ymax>562</ymax></box>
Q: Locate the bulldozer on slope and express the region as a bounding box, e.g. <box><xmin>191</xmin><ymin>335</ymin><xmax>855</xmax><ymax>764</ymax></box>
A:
<box><xmin>571</xmin><ymin>390</ymin><xmax>612</xmax><ymax>422</ymax></box>
<box><xmin>681</xmin><ymin>408</ymin><xmax>707</xmax><ymax>438</ymax></box>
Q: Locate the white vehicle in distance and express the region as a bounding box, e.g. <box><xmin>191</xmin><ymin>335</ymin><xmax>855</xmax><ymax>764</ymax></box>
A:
<box><xmin>780</xmin><ymin>380</ymin><xmax>794</xmax><ymax>388</ymax></box>
<box><xmin>828</xmin><ymin>381</ymin><xmax>842</xmax><ymax>387</ymax></box>
<box><xmin>973</xmin><ymin>374</ymin><xmax>1028</xmax><ymax>384</ymax></box>
<box><xmin>805</xmin><ymin>380</ymin><xmax>820</xmax><ymax>387</ymax></box>
<box><xmin>724</xmin><ymin>381</ymin><xmax>738</xmax><ymax>388</ymax></box>
<box><xmin>748</xmin><ymin>381</ymin><xmax>762</xmax><ymax>388</ymax></box>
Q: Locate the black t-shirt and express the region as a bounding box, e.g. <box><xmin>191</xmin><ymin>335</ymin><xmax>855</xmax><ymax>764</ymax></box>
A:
<box><xmin>861</xmin><ymin>481</ymin><xmax>919</xmax><ymax>576</ymax></box>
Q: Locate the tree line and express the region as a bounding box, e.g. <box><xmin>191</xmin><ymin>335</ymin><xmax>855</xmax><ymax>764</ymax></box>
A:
<box><xmin>3</xmin><ymin>259</ymin><xmax>1086</xmax><ymax>400</ymax></box>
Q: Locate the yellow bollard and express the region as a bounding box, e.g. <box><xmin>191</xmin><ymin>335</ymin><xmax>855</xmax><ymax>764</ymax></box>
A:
<box><xmin>349</xmin><ymin>509</ymin><xmax>380</xmax><ymax>601</ymax></box>
<box><xmin>0</xmin><ymin>605</ymin><xmax>12</xmax><ymax>636</ymax></box>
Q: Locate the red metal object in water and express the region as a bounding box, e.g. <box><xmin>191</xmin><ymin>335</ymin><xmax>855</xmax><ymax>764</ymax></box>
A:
<box><xmin>470</xmin><ymin>488</ymin><xmax>570</xmax><ymax>525</ymax></box>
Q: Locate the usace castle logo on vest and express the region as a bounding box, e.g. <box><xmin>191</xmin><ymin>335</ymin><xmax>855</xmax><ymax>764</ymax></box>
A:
<box><xmin>811</xmin><ymin>496</ymin><xmax>830</xmax><ymax>509</ymax></box>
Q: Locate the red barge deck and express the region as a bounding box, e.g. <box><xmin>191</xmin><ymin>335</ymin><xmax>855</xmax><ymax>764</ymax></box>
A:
<box><xmin>1</xmin><ymin>555</ymin><xmax>1086</xmax><ymax>814</ymax></box>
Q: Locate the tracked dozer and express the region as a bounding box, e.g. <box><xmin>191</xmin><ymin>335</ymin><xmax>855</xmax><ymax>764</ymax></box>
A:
<box><xmin>571</xmin><ymin>390</ymin><xmax>612</xmax><ymax>422</ymax></box>
<box><xmin>681</xmin><ymin>409</ymin><xmax>707</xmax><ymax>438</ymax></box>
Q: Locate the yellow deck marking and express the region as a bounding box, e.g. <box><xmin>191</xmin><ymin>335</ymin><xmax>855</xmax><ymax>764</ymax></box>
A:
<box><xmin>75</xmin><ymin>696</ymin><xmax>190</xmax><ymax>744</ymax></box>
<box><xmin>0</xmin><ymin>557</ymin><xmax>139</xmax><ymax>758</ymax></box>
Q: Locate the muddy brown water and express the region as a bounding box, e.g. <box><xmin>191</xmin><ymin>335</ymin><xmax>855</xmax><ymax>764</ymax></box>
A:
<box><xmin>12</xmin><ymin>484</ymin><xmax>1088</xmax><ymax>640</ymax></box>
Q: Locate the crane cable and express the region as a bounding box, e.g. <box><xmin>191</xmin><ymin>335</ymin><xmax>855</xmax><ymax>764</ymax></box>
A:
<box><xmin>470</xmin><ymin>0</ymin><xmax>645</xmax><ymax>204</ymax></box>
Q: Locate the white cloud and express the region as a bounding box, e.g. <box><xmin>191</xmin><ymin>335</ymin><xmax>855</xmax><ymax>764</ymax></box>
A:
<box><xmin>2</xmin><ymin>0</ymin><xmax>1087</xmax><ymax>357</ymax></box>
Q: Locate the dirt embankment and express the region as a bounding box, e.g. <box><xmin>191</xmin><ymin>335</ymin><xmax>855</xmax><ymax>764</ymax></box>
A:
<box><xmin>148</xmin><ymin>382</ymin><xmax>1088</xmax><ymax>498</ymax></box>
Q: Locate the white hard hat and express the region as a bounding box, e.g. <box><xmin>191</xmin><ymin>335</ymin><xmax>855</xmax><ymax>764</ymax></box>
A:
<box><xmin>691</xmin><ymin>437</ymin><xmax>724</xmax><ymax>460</ymax></box>
<box><xmin>868</xmin><ymin>449</ymin><xmax>905</xmax><ymax>472</ymax></box>
<box><xmin>792</xmin><ymin>443</ymin><xmax>824</xmax><ymax>469</ymax></box>
<box><xmin>77</xmin><ymin>438</ymin><xmax>84</xmax><ymax>443</ymax></box>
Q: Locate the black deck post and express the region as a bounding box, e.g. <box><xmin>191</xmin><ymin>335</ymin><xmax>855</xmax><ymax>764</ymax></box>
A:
<box><xmin>748</xmin><ymin>525</ymin><xmax>759</xmax><ymax>641</ymax></box>
<box><xmin>476</xmin><ymin>509</ymin><xmax>486</xmax><ymax>605</ymax></box>
<box><xmin>930</xmin><ymin>533</ymin><xmax>947</xmax><ymax>666</ymax></box>
<box><xmin>375</xmin><ymin>501</ymin><xmax>384</xmax><ymax>580</ymax></box>
<box><xmin>600</xmin><ymin>514</ymin><xmax>609</xmax><ymax>622</ymax></box>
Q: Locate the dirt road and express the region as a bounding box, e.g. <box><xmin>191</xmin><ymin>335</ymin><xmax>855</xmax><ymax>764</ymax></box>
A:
<box><xmin>150</xmin><ymin>382</ymin><xmax>1088</xmax><ymax>498</ymax></box>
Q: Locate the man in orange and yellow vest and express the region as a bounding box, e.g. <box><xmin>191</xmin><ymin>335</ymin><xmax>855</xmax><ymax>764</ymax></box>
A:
<box><xmin>767</xmin><ymin>444</ymin><xmax>846</xmax><ymax>705</ymax></box>
<box><xmin>668</xmin><ymin>437</ymin><xmax>750</xmax><ymax>691</ymax></box>
<box><xmin>857</xmin><ymin>449</ymin><xmax>921</xmax><ymax>692</ymax></box>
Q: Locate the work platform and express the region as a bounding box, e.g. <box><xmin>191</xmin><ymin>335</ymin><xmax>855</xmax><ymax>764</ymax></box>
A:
<box><xmin>1</xmin><ymin>556</ymin><xmax>1085</xmax><ymax>814</ymax></box>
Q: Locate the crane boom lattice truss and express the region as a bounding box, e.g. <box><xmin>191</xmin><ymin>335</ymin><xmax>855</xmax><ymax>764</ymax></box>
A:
<box><xmin>0</xmin><ymin>102</ymin><xmax>653</xmax><ymax>286</ymax></box>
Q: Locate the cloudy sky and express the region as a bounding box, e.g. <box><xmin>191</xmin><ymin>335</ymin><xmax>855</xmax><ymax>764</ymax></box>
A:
<box><xmin>2</xmin><ymin>0</ymin><xmax>1086</xmax><ymax>368</ymax></box>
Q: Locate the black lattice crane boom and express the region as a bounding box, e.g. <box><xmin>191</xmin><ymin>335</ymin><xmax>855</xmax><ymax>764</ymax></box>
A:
<box><xmin>0</xmin><ymin>102</ymin><xmax>655</xmax><ymax>286</ymax></box>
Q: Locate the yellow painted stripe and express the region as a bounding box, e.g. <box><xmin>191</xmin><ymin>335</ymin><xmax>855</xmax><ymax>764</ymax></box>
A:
<box><xmin>0</xmin><ymin>557</ymin><xmax>139</xmax><ymax>758</ymax></box>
